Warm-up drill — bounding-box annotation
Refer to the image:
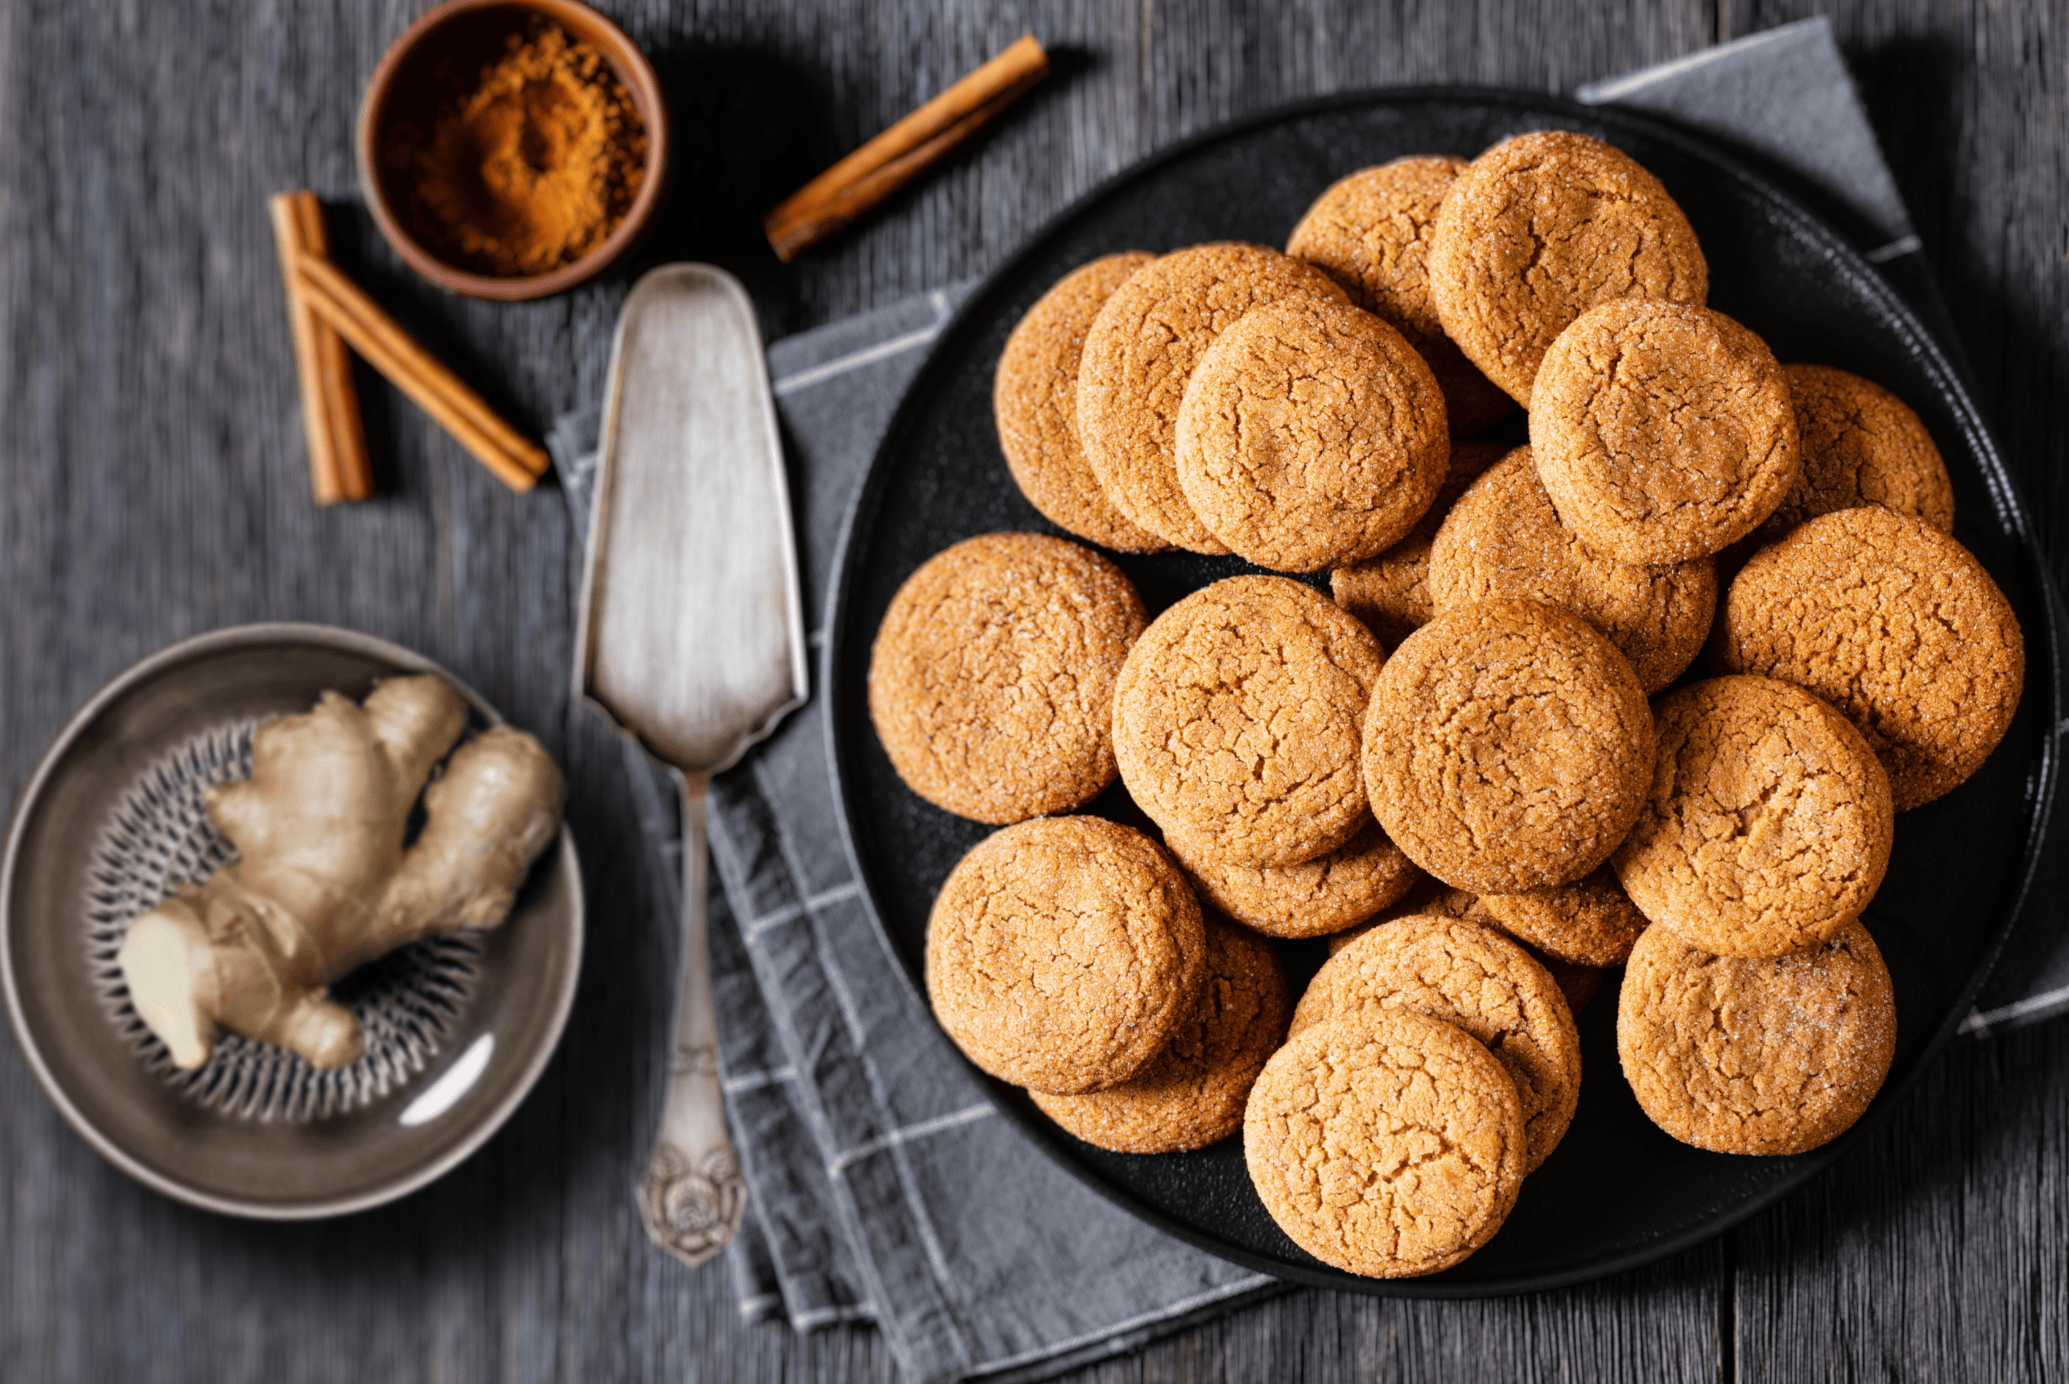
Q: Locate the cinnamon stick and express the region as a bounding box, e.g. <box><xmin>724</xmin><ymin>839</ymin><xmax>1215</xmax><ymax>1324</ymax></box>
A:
<box><xmin>291</xmin><ymin>194</ymin><xmax>373</xmax><ymax>503</ymax></box>
<box><xmin>763</xmin><ymin>34</ymin><xmax>1048</xmax><ymax>262</ymax></box>
<box><xmin>271</xmin><ymin>193</ymin><xmax>362</xmax><ymax>504</ymax></box>
<box><xmin>293</xmin><ymin>253</ymin><xmax>549</xmax><ymax>493</ymax></box>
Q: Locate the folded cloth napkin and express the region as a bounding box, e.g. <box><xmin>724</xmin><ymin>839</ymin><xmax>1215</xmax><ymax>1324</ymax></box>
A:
<box><xmin>547</xmin><ymin>17</ymin><xmax>2069</xmax><ymax>1380</ymax></box>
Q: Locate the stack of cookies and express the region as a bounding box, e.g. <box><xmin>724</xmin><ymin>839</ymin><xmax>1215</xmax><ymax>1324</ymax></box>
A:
<box><xmin>868</xmin><ymin>127</ymin><xmax>2026</xmax><ymax>1280</ymax></box>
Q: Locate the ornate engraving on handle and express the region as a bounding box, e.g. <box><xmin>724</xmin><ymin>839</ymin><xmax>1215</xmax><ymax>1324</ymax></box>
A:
<box><xmin>639</xmin><ymin>1137</ymin><xmax>745</xmax><ymax>1266</ymax></box>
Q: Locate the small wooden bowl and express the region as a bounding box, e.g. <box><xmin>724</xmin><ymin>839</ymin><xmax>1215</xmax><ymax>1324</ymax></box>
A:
<box><xmin>357</xmin><ymin>0</ymin><xmax>669</xmax><ymax>301</ymax></box>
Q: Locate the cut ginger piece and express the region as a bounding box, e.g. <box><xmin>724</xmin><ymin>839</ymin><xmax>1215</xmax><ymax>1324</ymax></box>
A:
<box><xmin>117</xmin><ymin>674</ymin><xmax>567</xmax><ymax>1071</ymax></box>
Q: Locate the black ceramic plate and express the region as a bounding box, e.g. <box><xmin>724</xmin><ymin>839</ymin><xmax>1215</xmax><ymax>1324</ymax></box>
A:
<box><xmin>825</xmin><ymin>90</ymin><xmax>2064</xmax><ymax>1296</ymax></box>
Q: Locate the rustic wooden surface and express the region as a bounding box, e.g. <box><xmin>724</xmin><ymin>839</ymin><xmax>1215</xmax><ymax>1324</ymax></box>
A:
<box><xmin>1</xmin><ymin>1</ymin><xmax>2063</xmax><ymax>1379</ymax></box>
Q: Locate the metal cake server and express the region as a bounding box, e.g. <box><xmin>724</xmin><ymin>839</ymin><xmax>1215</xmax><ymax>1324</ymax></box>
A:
<box><xmin>575</xmin><ymin>263</ymin><xmax>809</xmax><ymax>1269</ymax></box>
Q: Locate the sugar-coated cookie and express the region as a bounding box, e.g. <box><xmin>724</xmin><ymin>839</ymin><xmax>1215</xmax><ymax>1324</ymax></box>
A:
<box><xmin>1614</xmin><ymin>675</ymin><xmax>1893</xmax><ymax>958</ymax></box>
<box><xmin>1114</xmin><ymin>575</ymin><xmax>1386</xmax><ymax>866</ymax></box>
<box><xmin>1175</xmin><ymin>295</ymin><xmax>1449</xmax><ymax>572</ymax></box>
<box><xmin>1364</xmin><ymin>599</ymin><xmax>1656</xmax><ymax>894</ymax></box>
<box><xmin>1531</xmin><ymin>300</ymin><xmax>1800</xmax><ymax>564</ymax></box>
<box><xmin>868</xmin><ymin>532</ymin><xmax>1146</xmax><ymax>824</ymax></box>
<box><xmin>1480</xmin><ymin>866</ymin><xmax>1648</xmax><ymax>969</ymax></box>
<box><xmin>1332</xmin><ymin>438</ymin><xmax>1509</xmax><ymax>648</ymax></box>
<box><xmin>1428</xmin><ymin>445</ymin><xmax>1716</xmax><ymax>692</ymax></box>
<box><xmin>1714</xmin><ymin>506</ymin><xmax>2024</xmax><ymax>809</ymax></box>
<box><xmin>1758</xmin><ymin>362</ymin><xmax>1954</xmax><ymax>541</ymax></box>
<box><xmin>1290</xmin><ymin>913</ymin><xmax>1581</xmax><ymax>1172</ymax></box>
<box><xmin>1246</xmin><ymin>1009</ymin><xmax>1525</xmax><ymax>1276</ymax></box>
<box><xmin>1618</xmin><ymin>917</ymin><xmax>1896</xmax><ymax>1154</ymax></box>
<box><xmin>927</xmin><ymin>817</ymin><xmax>1205</xmax><ymax>1095</ymax></box>
<box><xmin>1162</xmin><ymin>818</ymin><xmax>1417</xmax><ymax>939</ymax></box>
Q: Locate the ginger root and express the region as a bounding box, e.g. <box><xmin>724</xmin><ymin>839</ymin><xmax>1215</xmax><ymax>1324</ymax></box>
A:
<box><xmin>117</xmin><ymin>675</ymin><xmax>567</xmax><ymax>1071</ymax></box>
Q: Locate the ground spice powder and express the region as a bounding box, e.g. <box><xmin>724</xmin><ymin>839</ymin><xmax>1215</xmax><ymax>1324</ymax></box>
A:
<box><xmin>403</xmin><ymin>22</ymin><xmax>647</xmax><ymax>277</ymax></box>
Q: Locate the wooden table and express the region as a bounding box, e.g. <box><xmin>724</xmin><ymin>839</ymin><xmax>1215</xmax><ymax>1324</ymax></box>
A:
<box><xmin>2</xmin><ymin>2</ymin><xmax>2062</xmax><ymax>1379</ymax></box>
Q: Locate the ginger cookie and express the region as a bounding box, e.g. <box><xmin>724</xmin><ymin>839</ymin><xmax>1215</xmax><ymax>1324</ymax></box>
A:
<box><xmin>926</xmin><ymin>817</ymin><xmax>1206</xmax><ymax>1095</ymax></box>
<box><xmin>1480</xmin><ymin>866</ymin><xmax>1648</xmax><ymax>969</ymax></box>
<box><xmin>1614</xmin><ymin>675</ymin><xmax>1894</xmax><ymax>958</ymax></box>
<box><xmin>1714</xmin><ymin>507</ymin><xmax>2025</xmax><ymax>810</ymax></box>
<box><xmin>1245</xmin><ymin>1008</ymin><xmax>1526</xmax><ymax>1278</ymax></box>
<box><xmin>1076</xmin><ymin>243</ymin><xmax>1349</xmax><ymax>553</ymax></box>
<box><xmin>1428</xmin><ymin>446</ymin><xmax>1717</xmax><ymax>692</ymax></box>
<box><xmin>1331</xmin><ymin>438</ymin><xmax>1508</xmax><ymax>647</ymax></box>
<box><xmin>868</xmin><ymin>532</ymin><xmax>1147</xmax><ymax>824</ymax></box>
<box><xmin>1113</xmin><ymin>575</ymin><xmax>1386</xmax><ymax>867</ymax></box>
<box><xmin>1290</xmin><ymin>913</ymin><xmax>1582</xmax><ymax>1172</ymax></box>
<box><xmin>1617</xmin><ymin>917</ymin><xmax>1896</xmax><ymax>1154</ymax></box>
<box><xmin>1175</xmin><ymin>295</ymin><xmax>1450</xmax><ymax>572</ymax></box>
<box><xmin>1531</xmin><ymin>300</ymin><xmax>1801</xmax><ymax>564</ymax></box>
<box><xmin>1757</xmin><ymin>362</ymin><xmax>1955</xmax><ymax>541</ymax></box>
<box><xmin>1364</xmin><ymin>599</ymin><xmax>1656</xmax><ymax>894</ymax></box>
<box><xmin>1163</xmin><ymin>818</ymin><xmax>1417</xmax><ymax>939</ymax></box>
<box><xmin>1427</xmin><ymin>130</ymin><xmax>1708</xmax><ymax>407</ymax></box>
<box><xmin>993</xmin><ymin>253</ymin><xmax>1170</xmax><ymax>553</ymax></box>
<box><xmin>1030</xmin><ymin>915</ymin><xmax>1290</xmax><ymax>1154</ymax></box>
<box><xmin>1286</xmin><ymin>157</ymin><xmax>1516</xmax><ymax>437</ymax></box>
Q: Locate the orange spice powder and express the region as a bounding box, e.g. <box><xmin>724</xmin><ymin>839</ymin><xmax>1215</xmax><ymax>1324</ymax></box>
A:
<box><xmin>405</xmin><ymin>21</ymin><xmax>647</xmax><ymax>277</ymax></box>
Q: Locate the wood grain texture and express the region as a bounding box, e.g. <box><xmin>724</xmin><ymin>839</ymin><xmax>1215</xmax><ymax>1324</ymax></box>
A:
<box><xmin>0</xmin><ymin>1</ymin><xmax>2061</xmax><ymax>1381</ymax></box>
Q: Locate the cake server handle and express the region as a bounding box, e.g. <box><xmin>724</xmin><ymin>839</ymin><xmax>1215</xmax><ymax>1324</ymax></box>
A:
<box><xmin>635</xmin><ymin>773</ymin><xmax>745</xmax><ymax>1267</ymax></box>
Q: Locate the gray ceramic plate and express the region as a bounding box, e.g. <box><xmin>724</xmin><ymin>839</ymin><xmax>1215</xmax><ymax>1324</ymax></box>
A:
<box><xmin>0</xmin><ymin>623</ymin><xmax>583</xmax><ymax>1218</ymax></box>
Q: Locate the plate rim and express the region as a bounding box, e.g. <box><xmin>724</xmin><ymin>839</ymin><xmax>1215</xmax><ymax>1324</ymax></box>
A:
<box><xmin>822</xmin><ymin>85</ymin><xmax>2066</xmax><ymax>1296</ymax></box>
<box><xmin>0</xmin><ymin>620</ymin><xmax>587</xmax><ymax>1221</ymax></box>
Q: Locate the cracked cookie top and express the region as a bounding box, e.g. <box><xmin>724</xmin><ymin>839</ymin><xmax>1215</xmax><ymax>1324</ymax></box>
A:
<box><xmin>1331</xmin><ymin>438</ymin><xmax>1509</xmax><ymax>648</ymax></box>
<box><xmin>1175</xmin><ymin>294</ymin><xmax>1451</xmax><ymax>572</ymax></box>
<box><xmin>1427</xmin><ymin>130</ymin><xmax>1708</xmax><ymax>407</ymax></box>
<box><xmin>1481</xmin><ymin>865</ymin><xmax>1649</xmax><ymax>969</ymax></box>
<box><xmin>868</xmin><ymin>532</ymin><xmax>1146</xmax><ymax>824</ymax></box>
<box><xmin>1285</xmin><ymin>156</ymin><xmax>1516</xmax><ymax>438</ymax></box>
<box><xmin>926</xmin><ymin>817</ymin><xmax>1206</xmax><ymax>1095</ymax></box>
<box><xmin>1714</xmin><ymin>506</ymin><xmax>2024</xmax><ymax>810</ymax></box>
<box><xmin>1613</xmin><ymin>675</ymin><xmax>1894</xmax><ymax>958</ymax></box>
<box><xmin>1162</xmin><ymin>817</ymin><xmax>1417</xmax><ymax>939</ymax></box>
<box><xmin>1363</xmin><ymin>598</ymin><xmax>1655</xmax><ymax>894</ymax></box>
<box><xmin>1076</xmin><ymin>243</ymin><xmax>1349</xmax><ymax>554</ymax></box>
<box><xmin>1428</xmin><ymin>445</ymin><xmax>1717</xmax><ymax>692</ymax></box>
<box><xmin>1030</xmin><ymin>914</ymin><xmax>1289</xmax><ymax>1154</ymax></box>
<box><xmin>993</xmin><ymin>252</ymin><xmax>1170</xmax><ymax>553</ymax></box>
<box><xmin>1113</xmin><ymin>575</ymin><xmax>1387</xmax><ymax>867</ymax></box>
<box><xmin>1289</xmin><ymin>912</ymin><xmax>1581</xmax><ymax>1172</ymax></box>
<box><xmin>1245</xmin><ymin>1006</ymin><xmax>1527</xmax><ymax>1277</ymax></box>
<box><xmin>1753</xmin><ymin>362</ymin><xmax>1955</xmax><ymax>543</ymax></box>
<box><xmin>1530</xmin><ymin>299</ymin><xmax>1801</xmax><ymax>564</ymax></box>
<box><xmin>1617</xmin><ymin>916</ymin><xmax>1896</xmax><ymax>1155</ymax></box>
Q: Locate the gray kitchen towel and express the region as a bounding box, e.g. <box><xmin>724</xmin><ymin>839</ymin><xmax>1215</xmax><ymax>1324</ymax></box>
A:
<box><xmin>546</xmin><ymin>18</ymin><xmax>2069</xmax><ymax>1382</ymax></box>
